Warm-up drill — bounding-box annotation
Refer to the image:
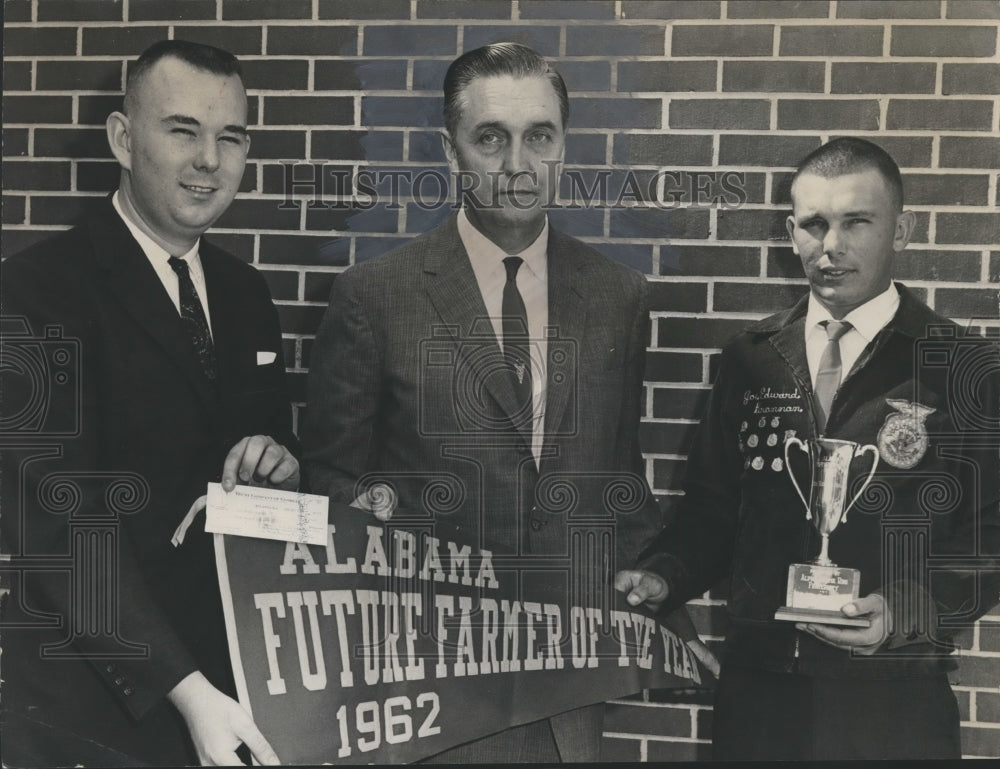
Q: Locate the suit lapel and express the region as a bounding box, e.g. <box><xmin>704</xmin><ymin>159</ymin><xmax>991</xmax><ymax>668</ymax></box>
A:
<box><xmin>200</xmin><ymin>241</ymin><xmax>241</xmax><ymax>394</ymax></box>
<box><xmin>768</xmin><ymin>315</ymin><xmax>811</xmax><ymax>393</ymax></box>
<box><xmin>543</xmin><ymin>230</ymin><xmax>585</xmax><ymax>442</ymax></box>
<box><xmin>89</xmin><ymin>199</ymin><xmax>218</xmax><ymax>409</ymax></box>
<box><xmin>422</xmin><ymin>216</ymin><xmax>532</xmax><ymax>446</ymax></box>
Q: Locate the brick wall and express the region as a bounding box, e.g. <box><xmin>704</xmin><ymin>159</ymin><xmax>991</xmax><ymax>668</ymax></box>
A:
<box><xmin>3</xmin><ymin>0</ymin><xmax>999</xmax><ymax>760</ymax></box>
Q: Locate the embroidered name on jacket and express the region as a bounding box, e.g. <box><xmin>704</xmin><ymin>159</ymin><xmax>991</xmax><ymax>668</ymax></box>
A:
<box><xmin>738</xmin><ymin>388</ymin><xmax>810</xmax><ymax>473</ymax></box>
<box><xmin>742</xmin><ymin>386</ymin><xmax>805</xmax><ymax>415</ymax></box>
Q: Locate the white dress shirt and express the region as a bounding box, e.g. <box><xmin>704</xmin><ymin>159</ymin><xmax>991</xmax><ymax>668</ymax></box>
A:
<box><xmin>457</xmin><ymin>208</ymin><xmax>548</xmax><ymax>465</ymax></box>
<box><xmin>112</xmin><ymin>191</ymin><xmax>213</xmax><ymax>336</ymax></box>
<box><xmin>805</xmin><ymin>283</ymin><xmax>900</xmax><ymax>387</ymax></box>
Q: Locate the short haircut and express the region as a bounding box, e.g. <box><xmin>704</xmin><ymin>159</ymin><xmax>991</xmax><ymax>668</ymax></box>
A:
<box><xmin>124</xmin><ymin>40</ymin><xmax>243</xmax><ymax>114</ymax></box>
<box><xmin>791</xmin><ymin>137</ymin><xmax>904</xmax><ymax>210</ymax></box>
<box><xmin>443</xmin><ymin>41</ymin><xmax>569</xmax><ymax>137</ymax></box>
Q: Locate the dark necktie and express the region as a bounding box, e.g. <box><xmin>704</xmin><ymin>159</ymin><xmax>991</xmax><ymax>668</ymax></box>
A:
<box><xmin>813</xmin><ymin>319</ymin><xmax>852</xmax><ymax>433</ymax></box>
<box><xmin>168</xmin><ymin>256</ymin><xmax>217</xmax><ymax>382</ymax></box>
<box><xmin>502</xmin><ymin>256</ymin><xmax>533</xmax><ymax>421</ymax></box>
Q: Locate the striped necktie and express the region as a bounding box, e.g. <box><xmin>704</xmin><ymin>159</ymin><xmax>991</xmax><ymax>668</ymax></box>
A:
<box><xmin>168</xmin><ymin>256</ymin><xmax>217</xmax><ymax>382</ymax></box>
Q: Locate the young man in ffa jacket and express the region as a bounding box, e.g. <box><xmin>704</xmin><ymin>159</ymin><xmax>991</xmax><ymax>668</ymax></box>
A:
<box><xmin>616</xmin><ymin>137</ymin><xmax>1000</xmax><ymax>761</ymax></box>
<box><xmin>1</xmin><ymin>41</ymin><xmax>297</xmax><ymax>766</ymax></box>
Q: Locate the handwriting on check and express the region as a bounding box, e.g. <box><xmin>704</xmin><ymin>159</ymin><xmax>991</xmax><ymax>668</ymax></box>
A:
<box><xmin>205</xmin><ymin>483</ymin><xmax>328</xmax><ymax>546</ymax></box>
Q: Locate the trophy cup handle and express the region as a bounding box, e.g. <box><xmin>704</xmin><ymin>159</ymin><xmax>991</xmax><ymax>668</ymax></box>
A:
<box><xmin>784</xmin><ymin>436</ymin><xmax>812</xmax><ymax>520</ymax></box>
<box><xmin>842</xmin><ymin>443</ymin><xmax>880</xmax><ymax>523</ymax></box>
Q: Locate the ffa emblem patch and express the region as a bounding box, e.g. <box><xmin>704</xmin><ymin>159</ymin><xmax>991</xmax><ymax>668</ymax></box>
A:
<box><xmin>877</xmin><ymin>399</ymin><xmax>935</xmax><ymax>469</ymax></box>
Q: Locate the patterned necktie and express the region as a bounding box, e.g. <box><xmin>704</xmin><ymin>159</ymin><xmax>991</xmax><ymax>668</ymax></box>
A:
<box><xmin>168</xmin><ymin>256</ymin><xmax>217</xmax><ymax>382</ymax></box>
<box><xmin>813</xmin><ymin>319</ymin><xmax>852</xmax><ymax>434</ymax></box>
<box><xmin>501</xmin><ymin>256</ymin><xmax>533</xmax><ymax>421</ymax></box>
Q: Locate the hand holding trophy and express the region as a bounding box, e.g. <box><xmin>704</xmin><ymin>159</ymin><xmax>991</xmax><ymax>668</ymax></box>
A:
<box><xmin>775</xmin><ymin>437</ymin><xmax>879</xmax><ymax>627</ymax></box>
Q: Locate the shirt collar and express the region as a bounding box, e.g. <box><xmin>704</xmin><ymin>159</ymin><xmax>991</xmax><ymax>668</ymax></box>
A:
<box><xmin>457</xmin><ymin>207</ymin><xmax>548</xmax><ymax>280</ymax></box>
<box><xmin>112</xmin><ymin>190</ymin><xmax>199</xmax><ymax>264</ymax></box>
<box><xmin>805</xmin><ymin>283</ymin><xmax>901</xmax><ymax>344</ymax></box>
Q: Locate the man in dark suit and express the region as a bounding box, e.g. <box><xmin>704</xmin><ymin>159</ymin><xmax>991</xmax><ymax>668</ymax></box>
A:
<box><xmin>1</xmin><ymin>41</ymin><xmax>296</xmax><ymax>766</ymax></box>
<box><xmin>303</xmin><ymin>42</ymin><xmax>690</xmax><ymax>762</ymax></box>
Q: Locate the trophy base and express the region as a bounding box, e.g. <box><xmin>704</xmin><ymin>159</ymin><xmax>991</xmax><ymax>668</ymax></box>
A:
<box><xmin>774</xmin><ymin>563</ymin><xmax>870</xmax><ymax>627</ymax></box>
<box><xmin>774</xmin><ymin>606</ymin><xmax>871</xmax><ymax>627</ymax></box>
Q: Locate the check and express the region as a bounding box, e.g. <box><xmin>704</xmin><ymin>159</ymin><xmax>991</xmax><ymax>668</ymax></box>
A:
<box><xmin>205</xmin><ymin>483</ymin><xmax>328</xmax><ymax>546</ymax></box>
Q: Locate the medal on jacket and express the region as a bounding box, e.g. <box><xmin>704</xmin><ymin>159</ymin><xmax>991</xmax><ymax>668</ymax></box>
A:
<box><xmin>514</xmin><ymin>361</ymin><xmax>526</xmax><ymax>384</ymax></box>
<box><xmin>877</xmin><ymin>399</ymin><xmax>935</xmax><ymax>469</ymax></box>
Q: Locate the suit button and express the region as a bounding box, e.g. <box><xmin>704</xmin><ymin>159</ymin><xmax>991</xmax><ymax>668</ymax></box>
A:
<box><xmin>123</xmin><ymin>686</ymin><xmax>134</xmax><ymax>696</ymax></box>
<box><xmin>105</xmin><ymin>663</ymin><xmax>116</xmax><ymax>674</ymax></box>
<box><xmin>113</xmin><ymin>675</ymin><xmax>125</xmax><ymax>685</ymax></box>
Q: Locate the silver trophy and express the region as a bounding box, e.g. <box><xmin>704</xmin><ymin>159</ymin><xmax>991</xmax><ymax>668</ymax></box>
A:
<box><xmin>774</xmin><ymin>437</ymin><xmax>879</xmax><ymax>626</ymax></box>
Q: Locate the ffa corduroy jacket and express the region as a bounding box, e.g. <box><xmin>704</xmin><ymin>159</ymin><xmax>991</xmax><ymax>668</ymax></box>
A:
<box><xmin>642</xmin><ymin>284</ymin><xmax>1000</xmax><ymax>679</ymax></box>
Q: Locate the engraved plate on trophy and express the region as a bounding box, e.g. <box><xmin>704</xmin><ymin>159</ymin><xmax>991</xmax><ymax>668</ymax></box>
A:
<box><xmin>774</xmin><ymin>437</ymin><xmax>879</xmax><ymax>627</ymax></box>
